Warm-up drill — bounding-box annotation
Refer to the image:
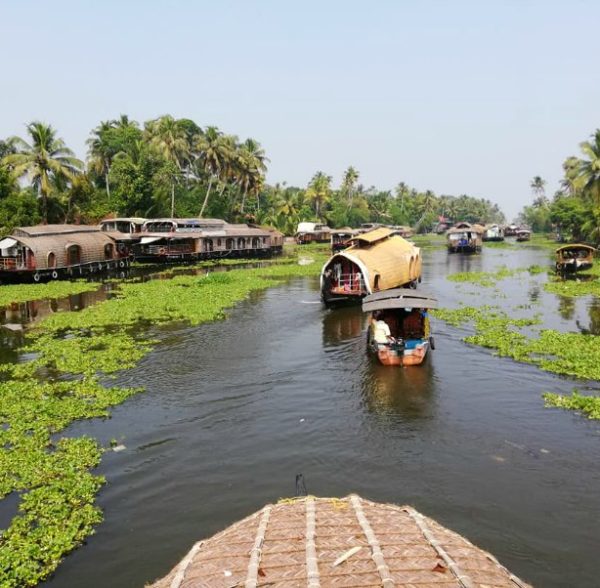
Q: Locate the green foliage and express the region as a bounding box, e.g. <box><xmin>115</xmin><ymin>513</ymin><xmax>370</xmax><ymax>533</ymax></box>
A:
<box><xmin>0</xmin><ymin>191</ymin><xmax>41</xmax><ymax>235</ymax></box>
<box><xmin>544</xmin><ymin>276</ymin><xmax>600</xmax><ymax>298</ymax></box>
<box><xmin>0</xmin><ymin>280</ymin><xmax>98</xmax><ymax>306</ymax></box>
<box><xmin>543</xmin><ymin>390</ymin><xmax>600</xmax><ymax>419</ymax></box>
<box><xmin>446</xmin><ymin>265</ymin><xmax>543</xmax><ymax>287</ymax></box>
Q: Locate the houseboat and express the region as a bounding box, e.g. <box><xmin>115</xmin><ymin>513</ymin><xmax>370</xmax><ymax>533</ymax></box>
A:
<box><xmin>364</xmin><ymin>290</ymin><xmax>437</xmax><ymax>366</ymax></box>
<box><xmin>0</xmin><ymin>225</ymin><xmax>122</xmax><ymax>282</ymax></box>
<box><xmin>133</xmin><ymin>218</ymin><xmax>278</xmax><ymax>262</ymax></box>
<box><xmin>100</xmin><ymin>217</ymin><xmax>147</xmax><ymax>259</ymax></box>
<box><xmin>504</xmin><ymin>223</ymin><xmax>519</xmax><ymax>237</ymax></box>
<box><xmin>482</xmin><ymin>223</ymin><xmax>504</xmax><ymax>242</ymax></box>
<box><xmin>330</xmin><ymin>227</ymin><xmax>358</xmax><ymax>253</ymax></box>
<box><xmin>555</xmin><ymin>244</ymin><xmax>596</xmax><ymax>273</ymax></box>
<box><xmin>320</xmin><ymin>227</ymin><xmax>422</xmax><ymax>306</ymax></box>
<box><xmin>446</xmin><ymin>222</ymin><xmax>484</xmax><ymax>253</ymax></box>
<box><xmin>148</xmin><ymin>494</ymin><xmax>532</xmax><ymax>588</ymax></box>
<box><xmin>295</xmin><ymin>222</ymin><xmax>332</xmax><ymax>244</ymax></box>
<box><xmin>515</xmin><ymin>229</ymin><xmax>531</xmax><ymax>242</ymax></box>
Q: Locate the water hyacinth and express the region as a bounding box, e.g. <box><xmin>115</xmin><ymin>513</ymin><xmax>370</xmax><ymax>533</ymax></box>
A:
<box><xmin>0</xmin><ymin>251</ymin><xmax>327</xmax><ymax>587</ymax></box>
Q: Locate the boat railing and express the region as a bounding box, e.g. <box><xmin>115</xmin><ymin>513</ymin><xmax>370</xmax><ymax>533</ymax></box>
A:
<box><xmin>145</xmin><ymin>244</ymin><xmax>195</xmax><ymax>255</ymax></box>
<box><xmin>331</xmin><ymin>273</ymin><xmax>366</xmax><ymax>293</ymax></box>
<box><xmin>0</xmin><ymin>257</ymin><xmax>28</xmax><ymax>270</ymax></box>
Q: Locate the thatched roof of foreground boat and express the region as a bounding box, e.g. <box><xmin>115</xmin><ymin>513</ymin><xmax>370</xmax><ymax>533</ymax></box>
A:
<box><xmin>147</xmin><ymin>495</ymin><xmax>531</xmax><ymax>588</ymax></box>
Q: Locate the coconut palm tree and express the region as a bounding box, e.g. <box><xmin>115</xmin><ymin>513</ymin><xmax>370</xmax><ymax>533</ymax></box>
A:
<box><xmin>4</xmin><ymin>122</ymin><xmax>83</xmax><ymax>223</ymax></box>
<box><xmin>341</xmin><ymin>166</ymin><xmax>359</xmax><ymax>207</ymax></box>
<box><xmin>196</xmin><ymin>127</ymin><xmax>234</xmax><ymax>217</ymax></box>
<box><xmin>87</xmin><ymin>120</ymin><xmax>116</xmax><ymax>198</ymax></box>
<box><xmin>145</xmin><ymin>115</ymin><xmax>190</xmax><ymax>217</ymax></box>
<box><xmin>561</xmin><ymin>156</ymin><xmax>583</xmax><ymax>197</ymax></box>
<box><xmin>306</xmin><ymin>171</ymin><xmax>332</xmax><ymax>219</ymax></box>
<box><xmin>235</xmin><ymin>139</ymin><xmax>268</xmax><ymax>214</ymax></box>
<box><xmin>578</xmin><ymin>130</ymin><xmax>600</xmax><ymax>207</ymax></box>
<box><xmin>530</xmin><ymin>176</ymin><xmax>547</xmax><ymax>206</ymax></box>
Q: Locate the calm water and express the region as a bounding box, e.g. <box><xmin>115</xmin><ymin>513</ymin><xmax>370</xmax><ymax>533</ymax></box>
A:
<box><xmin>5</xmin><ymin>245</ymin><xmax>600</xmax><ymax>587</ymax></box>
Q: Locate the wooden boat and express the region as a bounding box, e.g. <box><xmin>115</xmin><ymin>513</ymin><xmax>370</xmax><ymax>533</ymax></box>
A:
<box><xmin>504</xmin><ymin>224</ymin><xmax>519</xmax><ymax>237</ymax></box>
<box><xmin>515</xmin><ymin>229</ymin><xmax>531</xmax><ymax>242</ymax></box>
<box><xmin>446</xmin><ymin>222</ymin><xmax>483</xmax><ymax>253</ymax></box>
<box><xmin>320</xmin><ymin>228</ymin><xmax>422</xmax><ymax>306</ymax></box>
<box><xmin>555</xmin><ymin>243</ymin><xmax>596</xmax><ymax>273</ymax></box>
<box><xmin>0</xmin><ymin>225</ymin><xmax>124</xmax><ymax>282</ymax></box>
<box><xmin>148</xmin><ymin>494</ymin><xmax>531</xmax><ymax>588</ymax></box>
<box><xmin>483</xmin><ymin>223</ymin><xmax>505</xmax><ymax>242</ymax></box>
<box><xmin>363</xmin><ymin>289</ymin><xmax>437</xmax><ymax>366</ymax></box>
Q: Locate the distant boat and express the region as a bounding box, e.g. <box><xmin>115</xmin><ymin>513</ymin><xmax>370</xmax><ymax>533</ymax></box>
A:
<box><xmin>446</xmin><ymin>222</ymin><xmax>484</xmax><ymax>253</ymax></box>
<box><xmin>483</xmin><ymin>223</ymin><xmax>505</xmax><ymax>242</ymax></box>
<box><xmin>555</xmin><ymin>243</ymin><xmax>596</xmax><ymax>273</ymax></box>
<box><xmin>363</xmin><ymin>289</ymin><xmax>437</xmax><ymax>366</ymax></box>
<box><xmin>320</xmin><ymin>228</ymin><xmax>421</xmax><ymax>306</ymax></box>
<box><xmin>147</xmin><ymin>494</ymin><xmax>532</xmax><ymax>588</ymax></box>
<box><xmin>295</xmin><ymin>222</ymin><xmax>332</xmax><ymax>244</ymax></box>
<box><xmin>515</xmin><ymin>229</ymin><xmax>531</xmax><ymax>242</ymax></box>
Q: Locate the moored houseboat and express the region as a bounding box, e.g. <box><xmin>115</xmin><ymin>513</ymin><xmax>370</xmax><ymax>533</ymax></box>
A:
<box><xmin>364</xmin><ymin>290</ymin><xmax>437</xmax><ymax>366</ymax></box>
<box><xmin>320</xmin><ymin>227</ymin><xmax>422</xmax><ymax>306</ymax></box>
<box><xmin>515</xmin><ymin>229</ymin><xmax>531</xmax><ymax>242</ymax></box>
<box><xmin>0</xmin><ymin>225</ymin><xmax>122</xmax><ymax>282</ymax></box>
<box><xmin>446</xmin><ymin>222</ymin><xmax>483</xmax><ymax>253</ymax></box>
<box><xmin>483</xmin><ymin>223</ymin><xmax>504</xmax><ymax>242</ymax></box>
<box><xmin>295</xmin><ymin>221</ymin><xmax>332</xmax><ymax>244</ymax></box>
<box><xmin>555</xmin><ymin>243</ymin><xmax>596</xmax><ymax>273</ymax></box>
<box><xmin>100</xmin><ymin>217</ymin><xmax>147</xmax><ymax>259</ymax></box>
<box><xmin>330</xmin><ymin>227</ymin><xmax>358</xmax><ymax>253</ymax></box>
<box><xmin>133</xmin><ymin>218</ymin><xmax>278</xmax><ymax>262</ymax></box>
<box><xmin>148</xmin><ymin>494</ymin><xmax>532</xmax><ymax>588</ymax></box>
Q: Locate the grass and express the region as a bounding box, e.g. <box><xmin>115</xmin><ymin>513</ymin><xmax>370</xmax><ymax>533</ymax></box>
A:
<box><xmin>0</xmin><ymin>251</ymin><xmax>328</xmax><ymax>587</ymax></box>
<box><xmin>0</xmin><ymin>281</ymin><xmax>100</xmax><ymax>307</ymax></box>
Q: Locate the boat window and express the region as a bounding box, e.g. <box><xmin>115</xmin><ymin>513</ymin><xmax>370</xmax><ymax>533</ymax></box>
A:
<box><xmin>104</xmin><ymin>243</ymin><xmax>114</xmax><ymax>259</ymax></box>
<box><xmin>47</xmin><ymin>252</ymin><xmax>56</xmax><ymax>268</ymax></box>
<box><xmin>66</xmin><ymin>244</ymin><xmax>81</xmax><ymax>265</ymax></box>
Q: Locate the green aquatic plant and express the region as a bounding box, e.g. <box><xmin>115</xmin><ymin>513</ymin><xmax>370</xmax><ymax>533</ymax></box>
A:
<box><xmin>446</xmin><ymin>266</ymin><xmax>533</xmax><ymax>287</ymax></box>
<box><xmin>544</xmin><ymin>276</ymin><xmax>600</xmax><ymax>298</ymax></box>
<box><xmin>0</xmin><ymin>255</ymin><xmax>328</xmax><ymax>586</ymax></box>
<box><xmin>543</xmin><ymin>390</ymin><xmax>600</xmax><ymax>419</ymax></box>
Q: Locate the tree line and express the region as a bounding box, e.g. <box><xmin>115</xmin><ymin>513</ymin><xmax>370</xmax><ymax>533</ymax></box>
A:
<box><xmin>519</xmin><ymin>129</ymin><xmax>600</xmax><ymax>242</ymax></box>
<box><xmin>0</xmin><ymin>116</ymin><xmax>504</xmax><ymax>234</ymax></box>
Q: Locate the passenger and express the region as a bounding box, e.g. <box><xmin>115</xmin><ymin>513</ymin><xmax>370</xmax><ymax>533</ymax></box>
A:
<box><xmin>371</xmin><ymin>311</ymin><xmax>392</xmax><ymax>346</ymax></box>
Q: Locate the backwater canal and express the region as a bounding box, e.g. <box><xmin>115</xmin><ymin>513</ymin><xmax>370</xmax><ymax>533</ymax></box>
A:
<box><xmin>16</xmin><ymin>245</ymin><xmax>600</xmax><ymax>587</ymax></box>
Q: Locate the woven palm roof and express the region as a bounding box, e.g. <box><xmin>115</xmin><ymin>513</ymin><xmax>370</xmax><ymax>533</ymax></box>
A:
<box><xmin>13</xmin><ymin>224</ymin><xmax>100</xmax><ymax>237</ymax></box>
<box><xmin>148</xmin><ymin>495</ymin><xmax>530</xmax><ymax>588</ymax></box>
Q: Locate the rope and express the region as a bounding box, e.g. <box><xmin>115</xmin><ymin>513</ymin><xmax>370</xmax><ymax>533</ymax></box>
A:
<box><xmin>168</xmin><ymin>541</ymin><xmax>203</xmax><ymax>588</ymax></box>
<box><xmin>245</xmin><ymin>505</ymin><xmax>272</xmax><ymax>588</ymax></box>
<box><xmin>349</xmin><ymin>494</ymin><xmax>394</xmax><ymax>587</ymax></box>
<box><xmin>305</xmin><ymin>497</ymin><xmax>320</xmax><ymax>587</ymax></box>
<box><xmin>404</xmin><ymin>507</ymin><xmax>474</xmax><ymax>588</ymax></box>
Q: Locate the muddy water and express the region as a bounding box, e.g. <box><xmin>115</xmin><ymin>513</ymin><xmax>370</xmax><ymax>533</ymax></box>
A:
<box><xmin>14</xmin><ymin>246</ymin><xmax>600</xmax><ymax>587</ymax></box>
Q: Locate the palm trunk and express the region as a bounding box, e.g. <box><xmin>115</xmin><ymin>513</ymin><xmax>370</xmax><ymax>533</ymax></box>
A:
<box><xmin>171</xmin><ymin>180</ymin><xmax>175</xmax><ymax>218</ymax></box>
<box><xmin>241</xmin><ymin>188</ymin><xmax>247</xmax><ymax>214</ymax></box>
<box><xmin>105</xmin><ymin>171</ymin><xmax>110</xmax><ymax>199</ymax></box>
<box><xmin>199</xmin><ymin>177</ymin><xmax>213</xmax><ymax>217</ymax></box>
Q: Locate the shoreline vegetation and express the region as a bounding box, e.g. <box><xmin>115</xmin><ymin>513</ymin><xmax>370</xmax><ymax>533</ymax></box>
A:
<box><xmin>0</xmin><ymin>245</ymin><xmax>328</xmax><ymax>587</ymax></box>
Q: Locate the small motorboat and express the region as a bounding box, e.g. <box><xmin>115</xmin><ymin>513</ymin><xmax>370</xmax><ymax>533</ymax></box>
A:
<box><xmin>363</xmin><ymin>289</ymin><xmax>437</xmax><ymax>366</ymax></box>
<box><xmin>555</xmin><ymin>243</ymin><xmax>596</xmax><ymax>273</ymax></box>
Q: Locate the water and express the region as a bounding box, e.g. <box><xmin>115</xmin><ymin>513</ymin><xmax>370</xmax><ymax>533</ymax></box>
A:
<box><xmin>5</xmin><ymin>246</ymin><xmax>599</xmax><ymax>587</ymax></box>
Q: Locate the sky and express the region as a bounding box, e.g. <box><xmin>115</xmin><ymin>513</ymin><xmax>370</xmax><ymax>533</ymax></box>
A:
<box><xmin>1</xmin><ymin>0</ymin><xmax>599</xmax><ymax>221</ymax></box>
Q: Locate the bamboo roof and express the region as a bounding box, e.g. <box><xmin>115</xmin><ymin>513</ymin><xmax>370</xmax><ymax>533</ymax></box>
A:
<box><xmin>13</xmin><ymin>224</ymin><xmax>100</xmax><ymax>237</ymax></box>
<box><xmin>147</xmin><ymin>495</ymin><xmax>530</xmax><ymax>588</ymax></box>
<box><xmin>350</xmin><ymin>227</ymin><xmax>395</xmax><ymax>244</ymax></box>
<box><xmin>556</xmin><ymin>243</ymin><xmax>596</xmax><ymax>253</ymax></box>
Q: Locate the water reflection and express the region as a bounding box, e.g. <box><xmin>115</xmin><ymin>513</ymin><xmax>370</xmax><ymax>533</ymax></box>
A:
<box><xmin>578</xmin><ymin>298</ymin><xmax>600</xmax><ymax>335</ymax></box>
<box><xmin>557</xmin><ymin>295</ymin><xmax>575</xmax><ymax>320</ymax></box>
<box><xmin>361</xmin><ymin>358</ymin><xmax>436</xmax><ymax>420</ymax></box>
<box><xmin>321</xmin><ymin>306</ymin><xmax>367</xmax><ymax>346</ymax></box>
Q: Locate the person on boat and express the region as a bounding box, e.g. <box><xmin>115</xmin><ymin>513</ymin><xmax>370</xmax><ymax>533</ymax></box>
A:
<box><xmin>371</xmin><ymin>311</ymin><xmax>393</xmax><ymax>347</ymax></box>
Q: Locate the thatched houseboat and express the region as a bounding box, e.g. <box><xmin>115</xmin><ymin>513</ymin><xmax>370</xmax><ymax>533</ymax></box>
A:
<box><xmin>320</xmin><ymin>228</ymin><xmax>422</xmax><ymax>306</ymax></box>
<box><xmin>515</xmin><ymin>229</ymin><xmax>531</xmax><ymax>242</ymax></box>
<box><xmin>100</xmin><ymin>217</ymin><xmax>147</xmax><ymax>258</ymax></box>
<box><xmin>0</xmin><ymin>225</ymin><xmax>121</xmax><ymax>282</ymax></box>
<box><xmin>133</xmin><ymin>218</ymin><xmax>278</xmax><ymax>262</ymax></box>
<box><xmin>295</xmin><ymin>222</ymin><xmax>332</xmax><ymax>244</ymax></box>
<box><xmin>483</xmin><ymin>223</ymin><xmax>504</xmax><ymax>242</ymax></box>
<box><xmin>446</xmin><ymin>222</ymin><xmax>483</xmax><ymax>253</ymax></box>
<box><xmin>148</xmin><ymin>494</ymin><xmax>531</xmax><ymax>588</ymax></box>
<box><xmin>504</xmin><ymin>224</ymin><xmax>519</xmax><ymax>237</ymax></box>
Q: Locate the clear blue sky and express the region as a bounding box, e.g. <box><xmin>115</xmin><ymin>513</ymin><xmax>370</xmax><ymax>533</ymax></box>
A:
<box><xmin>1</xmin><ymin>0</ymin><xmax>599</xmax><ymax>220</ymax></box>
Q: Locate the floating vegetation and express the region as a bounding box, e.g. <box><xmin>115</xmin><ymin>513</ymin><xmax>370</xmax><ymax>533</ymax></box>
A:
<box><xmin>0</xmin><ymin>280</ymin><xmax>99</xmax><ymax>307</ymax></box>
<box><xmin>0</xmin><ymin>256</ymin><xmax>327</xmax><ymax>587</ymax></box>
<box><xmin>446</xmin><ymin>265</ymin><xmax>544</xmax><ymax>288</ymax></box>
<box><xmin>433</xmin><ymin>306</ymin><xmax>600</xmax><ymax>380</ymax></box>
<box><xmin>544</xmin><ymin>276</ymin><xmax>600</xmax><ymax>298</ymax></box>
<box><xmin>408</xmin><ymin>234</ymin><xmax>445</xmax><ymax>249</ymax></box>
<box><xmin>543</xmin><ymin>390</ymin><xmax>600</xmax><ymax>419</ymax></box>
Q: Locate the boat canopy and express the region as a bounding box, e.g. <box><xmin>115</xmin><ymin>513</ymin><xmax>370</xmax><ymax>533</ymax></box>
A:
<box><xmin>362</xmin><ymin>289</ymin><xmax>438</xmax><ymax>312</ymax></box>
<box><xmin>556</xmin><ymin>243</ymin><xmax>596</xmax><ymax>253</ymax></box>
